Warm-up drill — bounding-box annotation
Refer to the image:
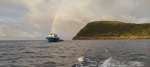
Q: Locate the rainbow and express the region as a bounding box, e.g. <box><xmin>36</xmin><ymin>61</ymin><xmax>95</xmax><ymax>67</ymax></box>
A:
<box><xmin>50</xmin><ymin>11</ymin><xmax>59</xmax><ymax>33</ymax></box>
<box><xmin>50</xmin><ymin>0</ymin><xmax>64</xmax><ymax>33</ymax></box>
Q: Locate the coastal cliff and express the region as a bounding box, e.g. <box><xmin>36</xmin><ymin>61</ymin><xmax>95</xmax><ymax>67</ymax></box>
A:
<box><xmin>73</xmin><ymin>21</ymin><xmax>150</xmax><ymax>40</ymax></box>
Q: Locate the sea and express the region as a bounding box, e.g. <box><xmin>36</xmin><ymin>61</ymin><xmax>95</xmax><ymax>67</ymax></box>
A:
<box><xmin>0</xmin><ymin>40</ymin><xmax>149</xmax><ymax>67</ymax></box>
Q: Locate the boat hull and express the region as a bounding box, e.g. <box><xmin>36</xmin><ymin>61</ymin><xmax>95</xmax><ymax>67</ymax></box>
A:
<box><xmin>46</xmin><ymin>38</ymin><xmax>60</xmax><ymax>42</ymax></box>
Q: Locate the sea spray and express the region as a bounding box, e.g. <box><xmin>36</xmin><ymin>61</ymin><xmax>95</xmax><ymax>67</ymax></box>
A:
<box><xmin>100</xmin><ymin>57</ymin><xmax>128</xmax><ymax>67</ymax></box>
<box><xmin>73</xmin><ymin>56</ymin><xmax>144</xmax><ymax>67</ymax></box>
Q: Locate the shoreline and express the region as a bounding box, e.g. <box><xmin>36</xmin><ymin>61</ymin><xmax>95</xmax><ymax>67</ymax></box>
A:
<box><xmin>73</xmin><ymin>37</ymin><xmax>150</xmax><ymax>40</ymax></box>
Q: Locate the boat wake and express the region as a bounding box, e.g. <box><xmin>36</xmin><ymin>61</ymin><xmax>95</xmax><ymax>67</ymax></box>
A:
<box><xmin>72</xmin><ymin>56</ymin><xmax>143</xmax><ymax>67</ymax></box>
<box><xmin>101</xmin><ymin>56</ymin><xmax>143</xmax><ymax>67</ymax></box>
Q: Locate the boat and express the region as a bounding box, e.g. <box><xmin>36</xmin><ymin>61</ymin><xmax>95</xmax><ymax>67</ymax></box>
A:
<box><xmin>46</xmin><ymin>33</ymin><xmax>63</xmax><ymax>42</ymax></box>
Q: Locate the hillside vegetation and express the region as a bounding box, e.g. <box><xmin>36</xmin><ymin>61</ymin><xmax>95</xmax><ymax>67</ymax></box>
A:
<box><xmin>73</xmin><ymin>21</ymin><xmax>150</xmax><ymax>40</ymax></box>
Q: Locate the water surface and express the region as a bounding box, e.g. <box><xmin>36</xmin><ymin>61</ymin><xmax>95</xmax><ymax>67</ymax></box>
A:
<box><xmin>0</xmin><ymin>40</ymin><xmax>149</xmax><ymax>67</ymax></box>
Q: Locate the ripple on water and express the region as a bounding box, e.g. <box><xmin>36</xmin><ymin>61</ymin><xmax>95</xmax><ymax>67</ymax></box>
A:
<box><xmin>36</xmin><ymin>61</ymin><xmax>56</xmax><ymax>67</ymax></box>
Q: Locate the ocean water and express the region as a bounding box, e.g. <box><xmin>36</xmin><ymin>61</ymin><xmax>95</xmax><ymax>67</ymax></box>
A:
<box><xmin>0</xmin><ymin>40</ymin><xmax>149</xmax><ymax>67</ymax></box>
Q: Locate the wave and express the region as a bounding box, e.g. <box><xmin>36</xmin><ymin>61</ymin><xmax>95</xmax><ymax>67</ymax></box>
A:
<box><xmin>72</xmin><ymin>56</ymin><xmax>143</xmax><ymax>67</ymax></box>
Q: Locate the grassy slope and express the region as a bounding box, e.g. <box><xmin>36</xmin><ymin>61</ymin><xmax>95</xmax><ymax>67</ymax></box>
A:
<box><xmin>73</xmin><ymin>21</ymin><xmax>150</xmax><ymax>40</ymax></box>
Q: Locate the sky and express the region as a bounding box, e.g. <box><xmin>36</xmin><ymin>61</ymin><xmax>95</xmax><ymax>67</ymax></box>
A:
<box><xmin>0</xmin><ymin>0</ymin><xmax>150</xmax><ymax>40</ymax></box>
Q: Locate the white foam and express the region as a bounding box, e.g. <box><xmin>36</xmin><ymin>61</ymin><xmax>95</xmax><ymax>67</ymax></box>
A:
<box><xmin>129</xmin><ymin>61</ymin><xmax>143</xmax><ymax>67</ymax></box>
<box><xmin>100</xmin><ymin>57</ymin><xmax>143</xmax><ymax>67</ymax></box>
<box><xmin>77</xmin><ymin>56</ymin><xmax>85</xmax><ymax>63</ymax></box>
<box><xmin>75</xmin><ymin>56</ymin><xmax>144</xmax><ymax>67</ymax></box>
<box><xmin>100</xmin><ymin>57</ymin><xmax>128</xmax><ymax>67</ymax></box>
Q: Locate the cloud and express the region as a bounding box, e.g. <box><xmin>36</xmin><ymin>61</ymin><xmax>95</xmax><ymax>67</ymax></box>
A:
<box><xmin>0</xmin><ymin>0</ymin><xmax>150</xmax><ymax>40</ymax></box>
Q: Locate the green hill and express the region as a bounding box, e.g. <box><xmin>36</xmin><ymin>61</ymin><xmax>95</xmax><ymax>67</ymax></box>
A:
<box><xmin>73</xmin><ymin>21</ymin><xmax>150</xmax><ymax>40</ymax></box>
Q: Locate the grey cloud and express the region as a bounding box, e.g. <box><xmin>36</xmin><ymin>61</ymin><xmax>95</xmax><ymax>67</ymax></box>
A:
<box><xmin>0</xmin><ymin>0</ymin><xmax>27</xmax><ymax>17</ymax></box>
<box><xmin>0</xmin><ymin>0</ymin><xmax>150</xmax><ymax>40</ymax></box>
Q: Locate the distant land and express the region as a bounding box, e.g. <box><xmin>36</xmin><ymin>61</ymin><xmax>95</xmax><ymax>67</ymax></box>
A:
<box><xmin>73</xmin><ymin>21</ymin><xmax>150</xmax><ymax>40</ymax></box>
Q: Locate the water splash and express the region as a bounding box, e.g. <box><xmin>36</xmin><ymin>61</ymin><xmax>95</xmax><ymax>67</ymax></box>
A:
<box><xmin>73</xmin><ymin>56</ymin><xmax>144</xmax><ymax>67</ymax></box>
<box><xmin>101</xmin><ymin>57</ymin><xmax>127</xmax><ymax>67</ymax></box>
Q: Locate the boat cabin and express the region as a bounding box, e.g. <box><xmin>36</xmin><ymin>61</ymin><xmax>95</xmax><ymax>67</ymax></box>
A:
<box><xmin>47</xmin><ymin>33</ymin><xmax>58</xmax><ymax>38</ymax></box>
